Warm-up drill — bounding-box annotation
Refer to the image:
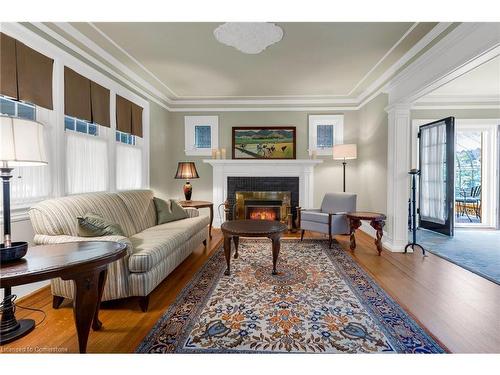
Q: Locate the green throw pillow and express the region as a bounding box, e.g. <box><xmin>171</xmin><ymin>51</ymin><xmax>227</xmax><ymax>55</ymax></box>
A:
<box><xmin>77</xmin><ymin>213</ymin><xmax>125</xmax><ymax>237</ymax></box>
<box><xmin>154</xmin><ymin>197</ymin><xmax>188</xmax><ymax>225</ymax></box>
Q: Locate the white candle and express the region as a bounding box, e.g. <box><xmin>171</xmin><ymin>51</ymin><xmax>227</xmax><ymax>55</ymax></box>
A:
<box><xmin>221</xmin><ymin>148</ymin><xmax>226</xmax><ymax>159</ymax></box>
<box><xmin>215</xmin><ymin>150</ymin><xmax>221</xmax><ymax>159</ymax></box>
<box><xmin>211</xmin><ymin>149</ymin><xmax>217</xmax><ymax>159</ymax></box>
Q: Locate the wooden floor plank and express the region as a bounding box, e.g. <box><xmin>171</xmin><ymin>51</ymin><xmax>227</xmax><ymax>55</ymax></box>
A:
<box><xmin>1</xmin><ymin>229</ymin><xmax>499</xmax><ymax>353</ymax></box>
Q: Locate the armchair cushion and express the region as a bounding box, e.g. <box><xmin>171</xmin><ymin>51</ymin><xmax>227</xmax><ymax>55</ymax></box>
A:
<box><xmin>301</xmin><ymin>211</ymin><xmax>329</xmax><ymax>224</ymax></box>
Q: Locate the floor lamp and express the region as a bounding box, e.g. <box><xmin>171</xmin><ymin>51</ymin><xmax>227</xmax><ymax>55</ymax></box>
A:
<box><xmin>0</xmin><ymin>116</ymin><xmax>48</xmax><ymax>344</ymax></box>
<box><xmin>333</xmin><ymin>144</ymin><xmax>357</xmax><ymax>192</ymax></box>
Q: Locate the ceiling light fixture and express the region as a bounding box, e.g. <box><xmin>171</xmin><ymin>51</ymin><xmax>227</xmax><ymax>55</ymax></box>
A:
<box><xmin>213</xmin><ymin>22</ymin><xmax>283</xmax><ymax>54</ymax></box>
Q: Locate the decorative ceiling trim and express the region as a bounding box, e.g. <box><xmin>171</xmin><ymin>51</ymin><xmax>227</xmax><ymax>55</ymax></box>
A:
<box><xmin>85</xmin><ymin>21</ymin><xmax>444</xmax><ymax>103</ymax></box>
<box><xmin>213</xmin><ymin>23</ymin><xmax>283</xmax><ymax>54</ymax></box>
<box><xmin>24</xmin><ymin>22</ymin><xmax>459</xmax><ymax>112</ymax></box>
<box><xmin>88</xmin><ymin>22</ymin><xmax>179</xmax><ymax>98</ymax></box>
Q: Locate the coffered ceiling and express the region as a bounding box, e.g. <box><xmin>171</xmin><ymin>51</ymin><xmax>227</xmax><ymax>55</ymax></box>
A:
<box><xmin>31</xmin><ymin>22</ymin><xmax>455</xmax><ymax>108</ymax></box>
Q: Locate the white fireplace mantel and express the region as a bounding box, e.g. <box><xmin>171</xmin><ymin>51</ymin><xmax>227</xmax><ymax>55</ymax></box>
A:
<box><xmin>203</xmin><ymin>159</ymin><xmax>323</xmax><ymax>227</ymax></box>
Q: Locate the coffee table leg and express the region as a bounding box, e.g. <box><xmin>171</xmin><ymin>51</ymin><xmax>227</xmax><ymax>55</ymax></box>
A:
<box><xmin>224</xmin><ymin>235</ymin><xmax>232</xmax><ymax>275</ymax></box>
<box><xmin>270</xmin><ymin>235</ymin><xmax>281</xmax><ymax>275</ymax></box>
<box><xmin>70</xmin><ymin>269</ymin><xmax>102</xmax><ymax>353</ymax></box>
<box><xmin>233</xmin><ymin>236</ymin><xmax>239</xmax><ymax>259</ymax></box>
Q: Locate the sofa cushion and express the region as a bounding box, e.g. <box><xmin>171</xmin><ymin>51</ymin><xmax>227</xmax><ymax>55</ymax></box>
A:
<box><xmin>77</xmin><ymin>213</ymin><xmax>125</xmax><ymax>237</ymax></box>
<box><xmin>301</xmin><ymin>211</ymin><xmax>329</xmax><ymax>224</ymax></box>
<box><xmin>153</xmin><ymin>197</ymin><xmax>188</xmax><ymax>224</ymax></box>
<box><xmin>117</xmin><ymin>190</ymin><xmax>157</xmax><ymax>234</ymax></box>
<box><xmin>29</xmin><ymin>192</ymin><xmax>136</xmax><ymax>237</ymax></box>
<box><xmin>142</xmin><ymin>215</ymin><xmax>209</xmax><ymax>239</ymax></box>
<box><xmin>128</xmin><ymin>229</ymin><xmax>187</xmax><ymax>273</ymax></box>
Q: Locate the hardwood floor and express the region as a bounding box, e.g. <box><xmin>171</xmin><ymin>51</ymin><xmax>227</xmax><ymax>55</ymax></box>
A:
<box><xmin>1</xmin><ymin>229</ymin><xmax>499</xmax><ymax>353</ymax></box>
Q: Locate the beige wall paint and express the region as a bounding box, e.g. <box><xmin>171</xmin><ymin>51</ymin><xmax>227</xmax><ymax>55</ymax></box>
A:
<box><xmin>149</xmin><ymin>101</ymin><xmax>173</xmax><ymax>200</ymax></box>
<box><xmin>163</xmin><ymin>94</ymin><xmax>388</xmax><ymax>215</ymax></box>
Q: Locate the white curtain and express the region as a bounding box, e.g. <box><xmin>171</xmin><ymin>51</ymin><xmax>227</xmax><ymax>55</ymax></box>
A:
<box><xmin>116</xmin><ymin>143</ymin><xmax>142</xmax><ymax>190</ymax></box>
<box><xmin>420</xmin><ymin>122</ymin><xmax>447</xmax><ymax>224</ymax></box>
<box><xmin>9</xmin><ymin>165</ymin><xmax>51</xmax><ymax>206</ymax></box>
<box><xmin>66</xmin><ymin>132</ymin><xmax>108</xmax><ymax>194</ymax></box>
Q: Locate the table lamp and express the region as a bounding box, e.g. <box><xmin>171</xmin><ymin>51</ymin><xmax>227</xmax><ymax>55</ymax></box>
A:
<box><xmin>332</xmin><ymin>143</ymin><xmax>357</xmax><ymax>192</ymax></box>
<box><xmin>0</xmin><ymin>115</ymin><xmax>48</xmax><ymax>344</ymax></box>
<box><xmin>174</xmin><ymin>162</ymin><xmax>199</xmax><ymax>201</ymax></box>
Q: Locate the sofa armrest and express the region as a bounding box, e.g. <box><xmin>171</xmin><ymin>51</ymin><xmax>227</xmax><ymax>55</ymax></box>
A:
<box><xmin>184</xmin><ymin>207</ymin><xmax>200</xmax><ymax>218</ymax></box>
<box><xmin>33</xmin><ymin>234</ymin><xmax>133</xmax><ymax>255</ymax></box>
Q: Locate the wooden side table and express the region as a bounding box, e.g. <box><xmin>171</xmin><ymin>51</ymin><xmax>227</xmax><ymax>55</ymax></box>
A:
<box><xmin>178</xmin><ymin>200</ymin><xmax>214</xmax><ymax>238</ymax></box>
<box><xmin>0</xmin><ymin>241</ymin><xmax>126</xmax><ymax>353</ymax></box>
<box><xmin>346</xmin><ymin>212</ymin><xmax>386</xmax><ymax>255</ymax></box>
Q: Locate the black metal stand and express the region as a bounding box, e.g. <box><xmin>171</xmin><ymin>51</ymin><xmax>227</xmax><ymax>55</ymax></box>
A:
<box><xmin>0</xmin><ymin>166</ymin><xmax>35</xmax><ymax>345</ymax></box>
<box><xmin>405</xmin><ymin>169</ymin><xmax>426</xmax><ymax>256</ymax></box>
<box><xmin>342</xmin><ymin>160</ymin><xmax>346</xmax><ymax>193</ymax></box>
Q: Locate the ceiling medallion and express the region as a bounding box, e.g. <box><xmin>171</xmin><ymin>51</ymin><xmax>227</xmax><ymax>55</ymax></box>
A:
<box><xmin>213</xmin><ymin>22</ymin><xmax>283</xmax><ymax>54</ymax></box>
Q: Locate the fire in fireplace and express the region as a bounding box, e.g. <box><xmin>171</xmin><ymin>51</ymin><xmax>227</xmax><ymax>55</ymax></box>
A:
<box><xmin>234</xmin><ymin>191</ymin><xmax>291</xmax><ymax>228</ymax></box>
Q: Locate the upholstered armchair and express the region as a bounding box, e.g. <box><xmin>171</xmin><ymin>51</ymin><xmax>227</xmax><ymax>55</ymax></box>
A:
<box><xmin>298</xmin><ymin>193</ymin><xmax>357</xmax><ymax>248</ymax></box>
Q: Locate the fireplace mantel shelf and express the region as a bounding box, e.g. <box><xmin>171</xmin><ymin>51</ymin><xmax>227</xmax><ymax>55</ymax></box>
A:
<box><xmin>203</xmin><ymin>159</ymin><xmax>323</xmax><ymax>166</ymax></box>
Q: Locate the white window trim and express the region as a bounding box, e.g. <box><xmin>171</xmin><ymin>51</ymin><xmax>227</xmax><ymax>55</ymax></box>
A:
<box><xmin>308</xmin><ymin>114</ymin><xmax>344</xmax><ymax>156</ymax></box>
<box><xmin>184</xmin><ymin>115</ymin><xmax>219</xmax><ymax>156</ymax></box>
<box><xmin>0</xmin><ymin>23</ymin><xmax>151</xmax><ymax>222</ymax></box>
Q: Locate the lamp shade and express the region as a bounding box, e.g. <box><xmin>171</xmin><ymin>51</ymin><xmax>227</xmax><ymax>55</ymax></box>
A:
<box><xmin>0</xmin><ymin>116</ymin><xmax>48</xmax><ymax>166</ymax></box>
<box><xmin>332</xmin><ymin>143</ymin><xmax>357</xmax><ymax>160</ymax></box>
<box><xmin>174</xmin><ymin>162</ymin><xmax>199</xmax><ymax>179</ymax></box>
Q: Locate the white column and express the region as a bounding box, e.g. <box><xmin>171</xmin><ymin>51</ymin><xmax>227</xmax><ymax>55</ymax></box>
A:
<box><xmin>384</xmin><ymin>104</ymin><xmax>411</xmax><ymax>252</ymax></box>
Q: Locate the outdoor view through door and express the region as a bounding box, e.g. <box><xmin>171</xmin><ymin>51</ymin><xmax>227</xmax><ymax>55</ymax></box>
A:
<box><xmin>456</xmin><ymin>130</ymin><xmax>482</xmax><ymax>224</ymax></box>
<box><xmin>419</xmin><ymin>117</ymin><xmax>455</xmax><ymax>236</ymax></box>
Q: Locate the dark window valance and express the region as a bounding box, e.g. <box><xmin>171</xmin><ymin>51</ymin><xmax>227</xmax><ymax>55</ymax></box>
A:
<box><xmin>64</xmin><ymin>66</ymin><xmax>110</xmax><ymax>127</ymax></box>
<box><xmin>0</xmin><ymin>32</ymin><xmax>54</xmax><ymax>109</ymax></box>
<box><xmin>116</xmin><ymin>95</ymin><xmax>143</xmax><ymax>137</ymax></box>
<box><xmin>64</xmin><ymin>67</ymin><xmax>91</xmax><ymax>121</ymax></box>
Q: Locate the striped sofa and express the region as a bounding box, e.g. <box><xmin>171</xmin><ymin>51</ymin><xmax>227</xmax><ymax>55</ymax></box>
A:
<box><xmin>28</xmin><ymin>190</ymin><xmax>209</xmax><ymax>311</ymax></box>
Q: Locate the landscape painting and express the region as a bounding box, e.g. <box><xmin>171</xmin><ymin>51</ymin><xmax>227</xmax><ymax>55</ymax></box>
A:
<box><xmin>232</xmin><ymin>126</ymin><xmax>296</xmax><ymax>159</ymax></box>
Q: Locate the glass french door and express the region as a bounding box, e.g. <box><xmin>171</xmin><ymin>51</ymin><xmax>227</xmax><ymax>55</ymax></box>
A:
<box><xmin>418</xmin><ymin>117</ymin><xmax>455</xmax><ymax>236</ymax></box>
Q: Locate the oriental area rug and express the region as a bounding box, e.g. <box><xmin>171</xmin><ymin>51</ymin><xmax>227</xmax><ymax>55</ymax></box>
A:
<box><xmin>137</xmin><ymin>239</ymin><xmax>445</xmax><ymax>354</ymax></box>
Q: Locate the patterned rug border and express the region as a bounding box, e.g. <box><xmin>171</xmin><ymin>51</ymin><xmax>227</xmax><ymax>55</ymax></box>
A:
<box><xmin>136</xmin><ymin>239</ymin><xmax>447</xmax><ymax>354</ymax></box>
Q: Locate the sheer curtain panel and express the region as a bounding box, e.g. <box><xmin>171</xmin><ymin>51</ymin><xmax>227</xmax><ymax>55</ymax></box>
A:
<box><xmin>66</xmin><ymin>131</ymin><xmax>108</xmax><ymax>194</ymax></box>
<box><xmin>420</xmin><ymin>122</ymin><xmax>447</xmax><ymax>224</ymax></box>
<box><xmin>116</xmin><ymin>143</ymin><xmax>142</xmax><ymax>190</ymax></box>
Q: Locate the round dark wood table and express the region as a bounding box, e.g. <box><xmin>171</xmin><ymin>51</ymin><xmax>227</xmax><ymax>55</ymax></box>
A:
<box><xmin>220</xmin><ymin>220</ymin><xmax>287</xmax><ymax>276</ymax></box>
<box><xmin>346</xmin><ymin>212</ymin><xmax>386</xmax><ymax>255</ymax></box>
<box><xmin>0</xmin><ymin>241</ymin><xmax>127</xmax><ymax>353</ymax></box>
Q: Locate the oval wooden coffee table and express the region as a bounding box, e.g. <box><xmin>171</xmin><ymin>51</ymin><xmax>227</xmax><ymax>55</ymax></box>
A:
<box><xmin>0</xmin><ymin>241</ymin><xmax>127</xmax><ymax>353</ymax></box>
<box><xmin>347</xmin><ymin>212</ymin><xmax>386</xmax><ymax>255</ymax></box>
<box><xmin>220</xmin><ymin>220</ymin><xmax>287</xmax><ymax>276</ymax></box>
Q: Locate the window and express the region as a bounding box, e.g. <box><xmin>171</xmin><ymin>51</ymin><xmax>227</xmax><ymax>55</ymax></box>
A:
<box><xmin>0</xmin><ymin>96</ymin><xmax>50</xmax><ymax>207</ymax></box>
<box><xmin>0</xmin><ymin>96</ymin><xmax>35</xmax><ymax>120</ymax></box>
<box><xmin>184</xmin><ymin>116</ymin><xmax>219</xmax><ymax>156</ymax></box>
<box><xmin>64</xmin><ymin>115</ymin><xmax>99</xmax><ymax>136</ymax></box>
<box><xmin>308</xmin><ymin>114</ymin><xmax>344</xmax><ymax>156</ymax></box>
<box><xmin>65</xmin><ymin>115</ymin><xmax>109</xmax><ymax>194</ymax></box>
<box><xmin>116</xmin><ymin>143</ymin><xmax>142</xmax><ymax>190</ymax></box>
<box><xmin>116</xmin><ymin>130</ymin><xmax>137</xmax><ymax>145</ymax></box>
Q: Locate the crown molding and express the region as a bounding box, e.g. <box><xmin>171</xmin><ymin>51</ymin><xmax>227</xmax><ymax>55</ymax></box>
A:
<box><xmin>415</xmin><ymin>94</ymin><xmax>500</xmax><ymax>103</ymax></box>
<box><xmin>21</xmin><ymin>21</ymin><xmax>459</xmax><ymax>112</ymax></box>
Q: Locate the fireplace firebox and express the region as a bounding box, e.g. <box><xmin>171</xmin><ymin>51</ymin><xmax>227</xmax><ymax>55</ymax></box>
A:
<box><xmin>235</xmin><ymin>191</ymin><xmax>292</xmax><ymax>228</ymax></box>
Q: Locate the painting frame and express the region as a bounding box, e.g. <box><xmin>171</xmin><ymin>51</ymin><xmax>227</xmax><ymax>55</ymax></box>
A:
<box><xmin>231</xmin><ymin>126</ymin><xmax>297</xmax><ymax>160</ymax></box>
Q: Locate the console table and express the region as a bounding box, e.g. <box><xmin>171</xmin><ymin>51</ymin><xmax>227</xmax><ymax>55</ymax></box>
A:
<box><xmin>0</xmin><ymin>241</ymin><xmax>126</xmax><ymax>353</ymax></box>
<box><xmin>346</xmin><ymin>212</ymin><xmax>386</xmax><ymax>255</ymax></box>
